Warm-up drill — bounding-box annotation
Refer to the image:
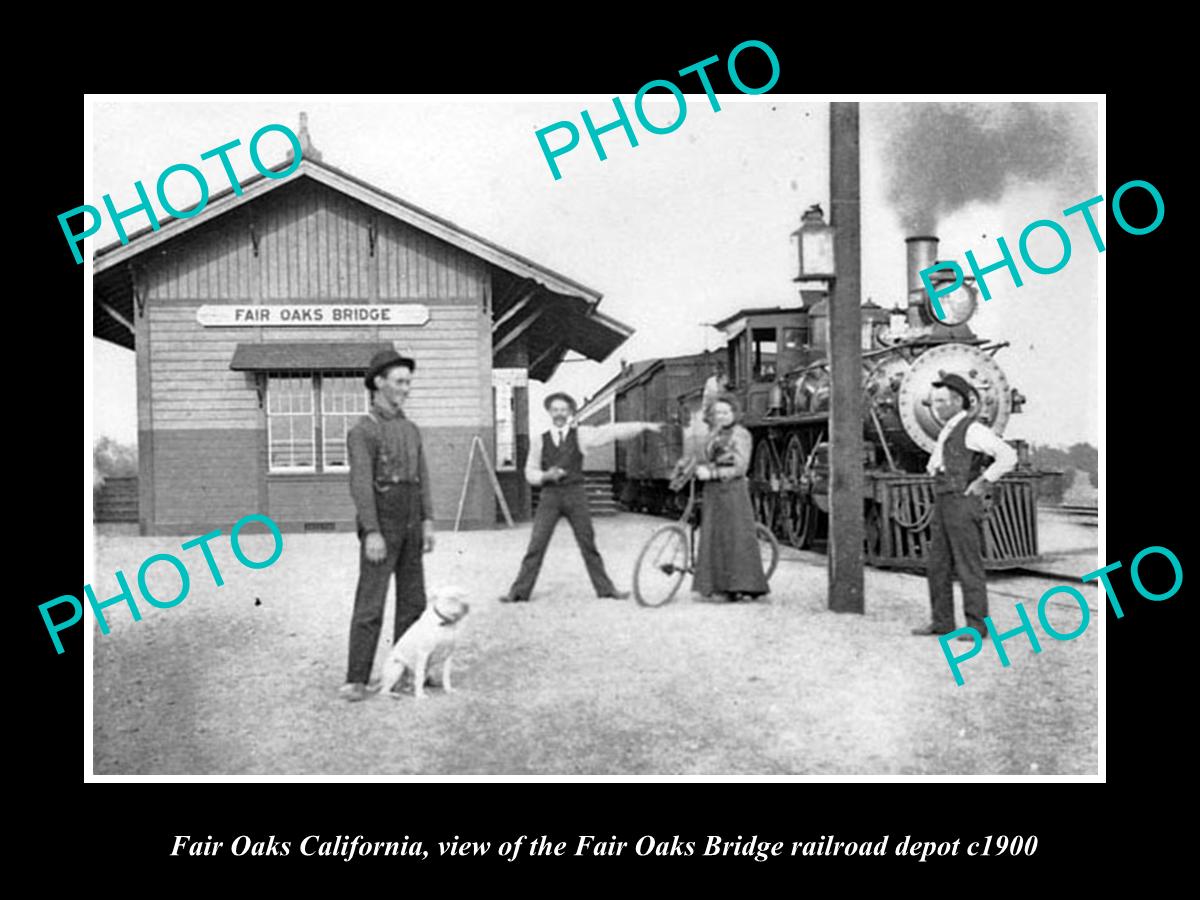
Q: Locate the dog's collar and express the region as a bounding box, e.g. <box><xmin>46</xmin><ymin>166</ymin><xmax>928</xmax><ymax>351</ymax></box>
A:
<box><xmin>433</xmin><ymin>604</ymin><xmax>466</xmax><ymax>627</ymax></box>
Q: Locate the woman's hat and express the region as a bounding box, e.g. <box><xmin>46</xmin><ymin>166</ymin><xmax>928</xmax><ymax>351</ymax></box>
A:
<box><xmin>543</xmin><ymin>392</ymin><xmax>578</xmax><ymax>413</ymax></box>
<box><xmin>365</xmin><ymin>349</ymin><xmax>416</xmax><ymax>389</ymax></box>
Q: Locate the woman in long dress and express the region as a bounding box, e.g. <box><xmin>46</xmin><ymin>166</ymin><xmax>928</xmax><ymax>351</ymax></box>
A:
<box><xmin>692</xmin><ymin>394</ymin><xmax>769</xmax><ymax>601</ymax></box>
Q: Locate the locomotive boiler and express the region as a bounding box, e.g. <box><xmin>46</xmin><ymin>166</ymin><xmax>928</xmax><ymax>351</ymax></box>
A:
<box><xmin>589</xmin><ymin>231</ymin><xmax>1043</xmax><ymax>570</ymax></box>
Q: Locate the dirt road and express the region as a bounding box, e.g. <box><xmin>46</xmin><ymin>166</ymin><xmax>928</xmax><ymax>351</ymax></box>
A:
<box><xmin>92</xmin><ymin>514</ymin><xmax>1097</xmax><ymax>775</ymax></box>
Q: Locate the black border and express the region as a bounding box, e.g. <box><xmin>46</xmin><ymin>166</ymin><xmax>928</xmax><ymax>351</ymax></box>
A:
<box><xmin>25</xmin><ymin>29</ymin><xmax>1180</xmax><ymax>881</ymax></box>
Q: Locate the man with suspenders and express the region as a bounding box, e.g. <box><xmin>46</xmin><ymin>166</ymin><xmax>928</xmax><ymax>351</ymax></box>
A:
<box><xmin>340</xmin><ymin>349</ymin><xmax>435</xmax><ymax>701</ymax></box>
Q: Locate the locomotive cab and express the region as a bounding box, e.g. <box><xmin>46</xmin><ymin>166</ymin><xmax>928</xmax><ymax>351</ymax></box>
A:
<box><xmin>715</xmin><ymin>307</ymin><xmax>812</xmax><ymax>423</ymax></box>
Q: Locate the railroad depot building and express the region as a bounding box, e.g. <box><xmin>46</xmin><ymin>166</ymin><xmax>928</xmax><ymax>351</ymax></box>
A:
<box><xmin>92</xmin><ymin>120</ymin><xmax>631</xmax><ymax>534</ymax></box>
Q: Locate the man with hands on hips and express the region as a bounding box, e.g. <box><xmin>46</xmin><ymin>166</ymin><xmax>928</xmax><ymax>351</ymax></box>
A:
<box><xmin>911</xmin><ymin>373</ymin><xmax>1018</xmax><ymax>642</ymax></box>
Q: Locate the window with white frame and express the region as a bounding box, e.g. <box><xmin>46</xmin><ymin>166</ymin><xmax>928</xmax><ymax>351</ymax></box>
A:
<box><xmin>322</xmin><ymin>374</ymin><xmax>369</xmax><ymax>470</ymax></box>
<box><xmin>267</xmin><ymin>373</ymin><xmax>316</xmax><ymax>472</ymax></box>
<box><xmin>267</xmin><ymin>372</ymin><xmax>368</xmax><ymax>474</ymax></box>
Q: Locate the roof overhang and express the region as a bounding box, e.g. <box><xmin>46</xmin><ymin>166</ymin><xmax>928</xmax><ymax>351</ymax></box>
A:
<box><xmin>712</xmin><ymin>306</ymin><xmax>799</xmax><ymax>332</ymax></box>
<box><xmin>560</xmin><ymin>304</ymin><xmax>633</xmax><ymax>362</ymax></box>
<box><xmin>229</xmin><ymin>341</ymin><xmax>393</xmax><ymax>372</ymax></box>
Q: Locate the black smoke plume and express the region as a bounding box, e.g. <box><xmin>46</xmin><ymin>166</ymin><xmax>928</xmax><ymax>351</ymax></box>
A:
<box><xmin>878</xmin><ymin>102</ymin><xmax>1097</xmax><ymax>234</ymax></box>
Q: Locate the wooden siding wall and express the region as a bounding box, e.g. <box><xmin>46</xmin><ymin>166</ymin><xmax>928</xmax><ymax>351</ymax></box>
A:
<box><xmin>148</xmin><ymin>312</ymin><xmax>259</xmax><ymax>430</ymax></box>
<box><xmin>138</xmin><ymin>177</ymin><xmax>495</xmax><ymax>529</ymax></box>
<box><xmin>141</xmin><ymin>179</ymin><xmax>488</xmax><ymax>303</ymax></box>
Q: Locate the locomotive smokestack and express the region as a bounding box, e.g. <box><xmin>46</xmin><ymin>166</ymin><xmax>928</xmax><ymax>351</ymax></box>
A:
<box><xmin>905</xmin><ymin>235</ymin><xmax>938</xmax><ymax>308</ymax></box>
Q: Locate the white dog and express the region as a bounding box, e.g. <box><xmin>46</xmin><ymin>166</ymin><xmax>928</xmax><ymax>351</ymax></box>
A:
<box><xmin>376</xmin><ymin>587</ymin><xmax>470</xmax><ymax>700</ymax></box>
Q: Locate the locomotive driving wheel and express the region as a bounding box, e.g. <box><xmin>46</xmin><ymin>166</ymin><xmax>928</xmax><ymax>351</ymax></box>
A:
<box><xmin>751</xmin><ymin>439</ymin><xmax>781</xmax><ymax>534</ymax></box>
<box><xmin>780</xmin><ymin>433</ymin><xmax>817</xmax><ymax>549</ymax></box>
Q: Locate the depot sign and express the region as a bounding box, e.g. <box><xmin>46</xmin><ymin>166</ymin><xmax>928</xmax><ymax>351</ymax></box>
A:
<box><xmin>196</xmin><ymin>304</ymin><xmax>430</xmax><ymax>327</ymax></box>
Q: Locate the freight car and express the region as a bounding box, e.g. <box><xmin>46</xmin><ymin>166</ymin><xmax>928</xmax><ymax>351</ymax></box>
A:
<box><xmin>579</xmin><ymin>230</ymin><xmax>1044</xmax><ymax>571</ymax></box>
<box><xmin>578</xmin><ymin>352</ymin><xmax>721</xmax><ymax>515</ymax></box>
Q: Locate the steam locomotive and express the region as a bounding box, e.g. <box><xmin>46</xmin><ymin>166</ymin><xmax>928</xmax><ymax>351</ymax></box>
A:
<box><xmin>577</xmin><ymin>229</ymin><xmax>1043</xmax><ymax>570</ymax></box>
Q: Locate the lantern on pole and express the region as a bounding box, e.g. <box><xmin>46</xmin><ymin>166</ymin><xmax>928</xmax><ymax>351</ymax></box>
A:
<box><xmin>792</xmin><ymin>204</ymin><xmax>836</xmax><ymax>282</ymax></box>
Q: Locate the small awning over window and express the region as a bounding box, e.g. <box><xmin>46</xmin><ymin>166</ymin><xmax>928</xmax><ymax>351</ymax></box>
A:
<box><xmin>230</xmin><ymin>341</ymin><xmax>394</xmax><ymax>372</ymax></box>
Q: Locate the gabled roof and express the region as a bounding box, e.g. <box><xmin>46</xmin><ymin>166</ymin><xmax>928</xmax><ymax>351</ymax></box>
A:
<box><xmin>95</xmin><ymin>155</ymin><xmax>603</xmax><ymax>304</ymax></box>
<box><xmin>92</xmin><ymin>146</ymin><xmax>632</xmax><ymax>378</ymax></box>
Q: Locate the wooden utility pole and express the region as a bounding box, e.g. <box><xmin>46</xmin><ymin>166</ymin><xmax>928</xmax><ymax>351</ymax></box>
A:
<box><xmin>827</xmin><ymin>102</ymin><xmax>865</xmax><ymax>613</ymax></box>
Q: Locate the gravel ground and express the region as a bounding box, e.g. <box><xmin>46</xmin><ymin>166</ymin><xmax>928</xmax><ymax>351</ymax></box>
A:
<box><xmin>92</xmin><ymin>514</ymin><xmax>1098</xmax><ymax>775</ymax></box>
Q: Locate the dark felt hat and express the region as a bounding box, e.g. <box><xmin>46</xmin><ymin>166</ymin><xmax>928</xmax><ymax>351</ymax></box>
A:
<box><xmin>543</xmin><ymin>391</ymin><xmax>578</xmax><ymax>413</ymax></box>
<box><xmin>932</xmin><ymin>373</ymin><xmax>977</xmax><ymax>406</ymax></box>
<box><xmin>365</xmin><ymin>349</ymin><xmax>416</xmax><ymax>390</ymax></box>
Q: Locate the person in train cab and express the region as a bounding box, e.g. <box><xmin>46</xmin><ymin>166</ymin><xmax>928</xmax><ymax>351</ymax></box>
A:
<box><xmin>498</xmin><ymin>392</ymin><xmax>661</xmax><ymax>604</ymax></box>
<box><xmin>692</xmin><ymin>393</ymin><xmax>769</xmax><ymax>602</ymax></box>
<box><xmin>702</xmin><ymin>361</ymin><xmax>730</xmax><ymax>426</ymax></box>
<box><xmin>911</xmin><ymin>374</ymin><xmax>1017</xmax><ymax>640</ymax></box>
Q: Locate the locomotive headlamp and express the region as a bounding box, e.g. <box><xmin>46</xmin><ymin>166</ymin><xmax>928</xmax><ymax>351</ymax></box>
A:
<box><xmin>925</xmin><ymin>270</ymin><xmax>978</xmax><ymax>326</ymax></box>
<box><xmin>792</xmin><ymin>204</ymin><xmax>835</xmax><ymax>282</ymax></box>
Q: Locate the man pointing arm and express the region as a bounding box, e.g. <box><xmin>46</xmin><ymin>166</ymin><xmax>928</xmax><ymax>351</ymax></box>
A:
<box><xmin>502</xmin><ymin>392</ymin><xmax>660</xmax><ymax>603</ymax></box>
<box><xmin>576</xmin><ymin>420</ymin><xmax>662</xmax><ymax>452</ymax></box>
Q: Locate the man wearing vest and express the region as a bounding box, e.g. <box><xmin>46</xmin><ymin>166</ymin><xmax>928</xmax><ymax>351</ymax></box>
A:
<box><xmin>339</xmin><ymin>349</ymin><xmax>436</xmax><ymax>702</ymax></box>
<box><xmin>911</xmin><ymin>374</ymin><xmax>1018</xmax><ymax>640</ymax></box>
<box><xmin>499</xmin><ymin>392</ymin><xmax>661</xmax><ymax>604</ymax></box>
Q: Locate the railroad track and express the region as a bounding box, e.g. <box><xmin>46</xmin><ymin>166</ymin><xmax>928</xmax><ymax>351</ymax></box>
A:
<box><xmin>1056</xmin><ymin>505</ymin><xmax>1099</xmax><ymax>520</ymax></box>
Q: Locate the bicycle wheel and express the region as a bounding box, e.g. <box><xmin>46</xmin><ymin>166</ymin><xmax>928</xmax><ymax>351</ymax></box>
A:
<box><xmin>755</xmin><ymin>522</ymin><xmax>780</xmax><ymax>582</ymax></box>
<box><xmin>634</xmin><ymin>524</ymin><xmax>690</xmax><ymax>608</ymax></box>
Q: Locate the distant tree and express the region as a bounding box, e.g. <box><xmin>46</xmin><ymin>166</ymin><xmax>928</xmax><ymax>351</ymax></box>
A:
<box><xmin>93</xmin><ymin>437</ymin><xmax>138</xmax><ymax>490</ymax></box>
<box><xmin>1066</xmin><ymin>442</ymin><xmax>1099</xmax><ymax>487</ymax></box>
<box><xmin>1030</xmin><ymin>443</ymin><xmax>1097</xmax><ymax>477</ymax></box>
<box><xmin>1036</xmin><ymin>466</ymin><xmax>1076</xmax><ymax>504</ymax></box>
<box><xmin>1030</xmin><ymin>442</ymin><xmax>1097</xmax><ymax>503</ymax></box>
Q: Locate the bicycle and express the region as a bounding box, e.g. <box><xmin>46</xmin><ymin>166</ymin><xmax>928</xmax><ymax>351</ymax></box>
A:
<box><xmin>632</xmin><ymin>472</ymin><xmax>780</xmax><ymax>608</ymax></box>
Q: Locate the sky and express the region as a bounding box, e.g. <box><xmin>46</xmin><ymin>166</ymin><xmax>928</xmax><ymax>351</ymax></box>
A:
<box><xmin>89</xmin><ymin>97</ymin><xmax>1099</xmax><ymax>448</ymax></box>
